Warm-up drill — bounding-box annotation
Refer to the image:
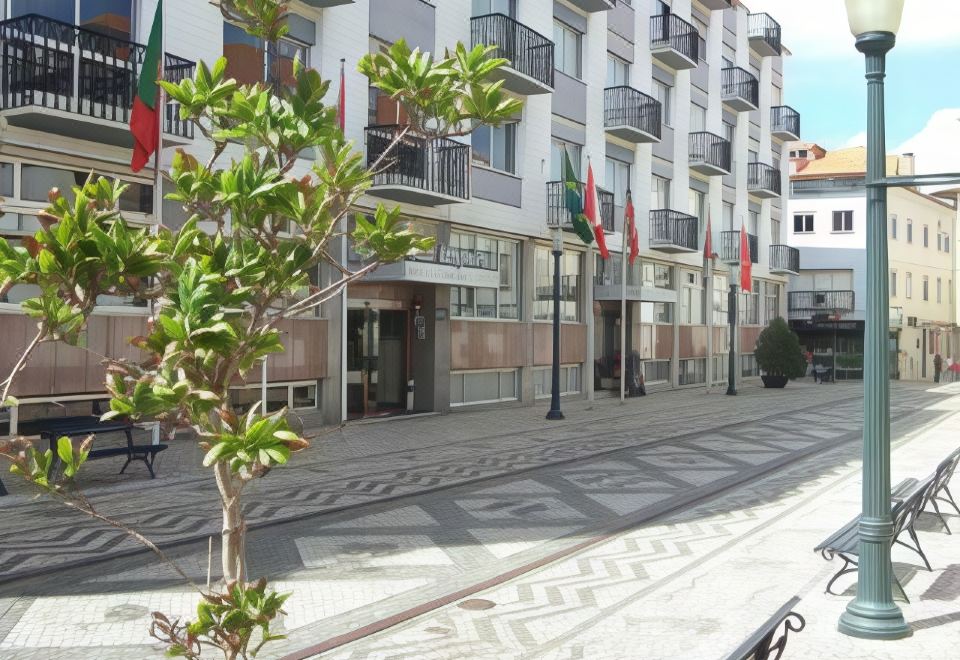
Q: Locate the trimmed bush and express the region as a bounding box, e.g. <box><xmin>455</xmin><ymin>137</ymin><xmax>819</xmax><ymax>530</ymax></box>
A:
<box><xmin>754</xmin><ymin>317</ymin><xmax>807</xmax><ymax>379</ymax></box>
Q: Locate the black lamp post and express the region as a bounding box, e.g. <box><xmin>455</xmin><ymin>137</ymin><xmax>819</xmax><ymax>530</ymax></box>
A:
<box><xmin>547</xmin><ymin>227</ymin><xmax>565</xmax><ymax>420</ymax></box>
<box><xmin>726</xmin><ymin>282</ymin><xmax>738</xmax><ymax>395</ymax></box>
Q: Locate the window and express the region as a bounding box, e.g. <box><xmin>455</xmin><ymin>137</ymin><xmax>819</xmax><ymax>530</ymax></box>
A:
<box><xmin>690</xmin><ymin>104</ymin><xmax>706</xmax><ymax>134</ymax></box>
<box><xmin>451</xmin><ymin>369</ymin><xmax>519</xmax><ymax>406</ymax></box>
<box><xmin>651</xmin><ymin>175</ymin><xmax>670</xmax><ymax>210</ymax></box>
<box><xmin>644</xmin><ymin>359</ymin><xmax>671</xmax><ymax>383</ymax></box>
<box><xmin>937</xmin><ymin>277</ymin><xmax>942</xmax><ymax>304</ymax></box>
<box><xmin>14</xmin><ymin>1</ymin><xmax>134</xmax><ymax>40</ymax></box>
<box><xmin>681</xmin><ymin>270</ymin><xmax>704</xmax><ymax>324</ymax></box>
<box><xmin>739</xmin><ymin>281</ymin><xmax>759</xmax><ymax>325</ymax></box>
<box><xmin>722</xmin><ymin>121</ymin><xmax>735</xmax><ymax>146</ymax></box>
<box><xmin>642</xmin><ymin>261</ymin><xmax>672</xmax><ymax>289</ymax></box>
<box><xmin>224</xmin><ymin>21</ymin><xmax>310</xmax><ymax>87</ymax></box>
<box><xmin>832</xmin><ymin>210</ymin><xmax>853</xmax><ymax>232</ymax></box>
<box><xmin>793</xmin><ymin>214</ymin><xmax>814</xmax><ymax>233</ymax></box>
<box><xmin>723</xmin><ymin>202</ymin><xmax>734</xmax><ymax>230</ymax></box>
<box><xmin>472</xmin><ymin>123</ymin><xmax>517</xmax><ymax>174</ymax></box>
<box><xmin>713</xmin><ymin>274</ymin><xmax>728</xmax><ymax>325</ymax></box>
<box><xmin>742</xmin><ymin>354</ymin><xmax>760</xmax><ymax>378</ymax></box>
<box><xmin>229</xmin><ymin>380</ymin><xmax>318</xmax><ymax>414</ymax></box>
<box><xmin>679</xmin><ymin>358</ymin><xmax>706</xmax><ymax>385</ymax></box>
<box><xmin>923</xmin><ymin>276</ymin><xmax>929</xmax><ymax>301</ymax></box>
<box><xmin>20</xmin><ymin>165</ymin><xmax>152</xmax><ymax>213</ymax></box>
<box><xmin>906</xmin><ymin>272</ymin><xmax>912</xmax><ymax>298</ymax></box>
<box><xmin>534</xmin><ymin>247</ymin><xmax>581</xmax><ymax>322</ymax></box>
<box><xmin>471</xmin><ymin>0</ymin><xmax>516</xmax><ymax>17</ymax></box>
<box><xmin>448</xmin><ymin>232</ymin><xmax>519</xmax><ymax>320</ymax></box>
<box><xmin>652</xmin><ymin>79</ymin><xmax>672</xmax><ymax>127</ymax></box>
<box><xmin>0</xmin><ymin>162</ymin><xmax>13</xmax><ymax>197</ymax></box>
<box><xmin>605</xmin><ymin>158</ymin><xmax>631</xmax><ymax>207</ymax></box>
<box><xmin>534</xmin><ymin>365</ymin><xmax>581</xmax><ymax>398</ymax></box>
<box><xmin>890</xmin><ymin>214</ymin><xmax>897</xmax><ymax>239</ymax></box>
<box><xmin>606</xmin><ymin>54</ymin><xmax>629</xmax><ymax>87</ymax></box>
<box><xmin>551</xmin><ymin>140</ymin><xmax>581</xmax><ymax>181</ymax></box>
<box><xmin>554</xmin><ymin>21</ymin><xmax>582</xmax><ymax>78</ymax></box>
<box><xmin>748</xmin><ymin>210</ymin><xmax>759</xmax><ymax>236</ymax></box>
<box><xmin>771</xmin><ymin>218</ymin><xmax>781</xmax><ymax>244</ymax></box>
<box><xmin>688</xmin><ymin>188</ymin><xmax>705</xmax><ymax>224</ymax></box>
<box><xmin>923</xmin><ymin>225</ymin><xmax>929</xmax><ymax>247</ymax></box>
<box><xmin>907</xmin><ymin>219</ymin><xmax>913</xmax><ymax>243</ymax></box>
<box><xmin>890</xmin><ymin>269</ymin><xmax>897</xmax><ymax>297</ymax></box>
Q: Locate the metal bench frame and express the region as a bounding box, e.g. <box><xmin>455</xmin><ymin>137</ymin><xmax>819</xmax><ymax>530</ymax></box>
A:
<box><xmin>725</xmin><ymin>596</ymin><xmax>806</xmax><ymax>660</ymax></box>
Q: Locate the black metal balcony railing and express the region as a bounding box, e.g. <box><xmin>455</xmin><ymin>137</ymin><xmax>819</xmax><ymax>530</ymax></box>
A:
<box><xmin>650</xmin><ymin>14</ymin><xmax>699</xmax><ymax>62</ymax></box>
<box><xmin>365</xmin><ymin>125</ymin><xmax>470</xmax><ymax>200</ymax></box>
<box><xmin>748</xmin><ymin>162</ymin><xmax>782</xmax><ymax>195</ymax></box>
<box><xmin>748</xmin><ymin>13</ymin><xmax>782</xmax><ymax>55</ymax></box>
<box><xmin>546</xmin><ymin>181</ymin><xmax>614</xmax><ymax>232</ymax></box>
<box><xmin>650</xmin><ymin>209</ymin><xmax>698</xmax><ymax>251</ymax></box>
<box><xmin>689</xmin><ymin>131</ymin><xmax>731</xmax><ymax>173</ymax></box>
<box><xmin>771</xmin><ymin>105</ymin><xmax>800</xmax><ymax>138</ymax></box>
<box><xmin>769</xmin><ymin>244</ymin><xmax>799</xmax><ymax>273</ymax></box>
<box><xmin>603</xmin><ymin>86</ymin><xmax>661</xmax><ymax>139</ymax></box>
<box><xmin>471</xmin><ymin>13</ymin><xmax>554</xmax><ymax>89</ymax></box>
<box><xmin>720</xmin><ymin>230</ymin><xmax>758</xmax><ymax>264</ymax></box>
<box><xmin>721</xmin><ymin>66</ymin><xmax>759</xmax><ymax>107</ymax></box>
<box><xmin>0</xmin><ymin>14</ymin><xmax>195</xmax><ymax>139</ymax></box>
<box><xmin>788</xmin><ymin>290</ymin><xmax>855</xmax><ymax>313</ymax></box>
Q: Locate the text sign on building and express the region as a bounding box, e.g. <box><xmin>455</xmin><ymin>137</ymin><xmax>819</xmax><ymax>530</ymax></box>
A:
<box><xmin>377</xmin><ymin>260</ymin><xmax>502</xmax><ymax>288</ymax></box>
<box><xmin>414</xmin><ymin>313</ymin><xmax>426</xmax><ymax>340</ymax></box>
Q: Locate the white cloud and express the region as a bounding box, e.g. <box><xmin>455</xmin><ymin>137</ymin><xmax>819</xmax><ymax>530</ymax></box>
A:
<box><xmin>745</xmin><ymin>1</ymin><xmax>960</xmax><ymax>58</ymax></box>
<box><xmin>891</xmin><ymin>108</ymin><xmax>960</xmax><ymax>188</ymax></box>
<box><xmin>842</xmin><ymin>131</ymin><xmax>867</xmax><ymax>148</ymax></box>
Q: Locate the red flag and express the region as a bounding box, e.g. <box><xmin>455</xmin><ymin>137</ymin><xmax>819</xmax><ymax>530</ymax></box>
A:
<box><xmin>740</xmin><ymin>223</ymin><xmax>752</xmax><ymax>292</ymax></box>
<box><xmin>625</xmin><ymin>190</ymin><xmax>638</xmax><ymax>264</ymax></box>
<box><xmin>704</xmin><ymin>213</ymin><xmax>713</xmax><ymax>259</ymax></box>
<box><xmin>129</xmin><ymin>0</ymin><xmax>163</xmax><ymax>172</ymax></box>
<box><xmin>337</xmin><ymin>59</ymin><xmax>346</xmax><ymax>133</ymax></box>
<box><xmin>584</xmin><ymin>162</ymin><xmax>609</xmax><ymax>259</ymax></box>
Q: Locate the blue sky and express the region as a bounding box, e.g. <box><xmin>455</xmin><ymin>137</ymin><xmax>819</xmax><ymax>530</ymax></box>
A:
<box><xmin>751</xmin><ymin>1</ymin><xmax>960</xmax><ymax>151</ymax></box>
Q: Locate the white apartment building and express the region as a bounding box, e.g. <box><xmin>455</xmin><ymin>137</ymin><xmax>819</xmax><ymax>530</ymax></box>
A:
<box><xmin>0</xmin><ymin>0</ymin><xmax>797</xmax><ymax>429</ymax></box>
<box><xmin>788</xmin><ymin>145</ymin><xmax>959</xmax><ymax>381</ymax></box>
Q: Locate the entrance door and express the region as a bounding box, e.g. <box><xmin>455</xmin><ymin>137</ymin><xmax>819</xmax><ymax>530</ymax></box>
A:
<box><xmin>346</xmin><ymin>307</ymin><xmax>408</xmax><ymax>418</ymax></box>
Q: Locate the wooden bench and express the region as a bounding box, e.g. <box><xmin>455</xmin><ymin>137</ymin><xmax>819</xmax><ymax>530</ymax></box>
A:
<box><xmin>724</xmin><ymin>596</ymin><xmax>805</xmax><ymax>660</ymax></box>
<box><xmin>815</xmin><ymin>477</ymin><xmax>933</xmax><ymax>602</ymax></box>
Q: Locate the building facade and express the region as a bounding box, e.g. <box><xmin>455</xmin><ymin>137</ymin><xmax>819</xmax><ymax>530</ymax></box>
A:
<box><xmin>0</xmin><ymin>0</ymin><xmax>796</xmax><ymax>432</ymax></box>
<box><xmin>787</xmin><ymin>145</ymin><xmax>959</xmax><ymax>381</ymax></box>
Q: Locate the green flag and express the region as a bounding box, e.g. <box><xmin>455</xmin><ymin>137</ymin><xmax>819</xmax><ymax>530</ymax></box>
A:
<box><xmin>562</xmin><ymin>147</ymin><xmax>594</xmax><ymax>246</ymax></box>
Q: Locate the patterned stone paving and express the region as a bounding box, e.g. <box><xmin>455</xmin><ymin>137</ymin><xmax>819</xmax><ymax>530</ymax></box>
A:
<box><xmin>0</xmin><ymin>382</ymin><xmax>957</xmax><ymax>659</ymax></box>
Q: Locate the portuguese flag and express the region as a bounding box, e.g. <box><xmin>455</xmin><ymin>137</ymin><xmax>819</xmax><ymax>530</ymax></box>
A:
<box><xmin>562</xmin><ymin>147</ymin><xmax>594</xmax><ymax>246</ymax></box>
<box><xmin>130</xmin><ymin>0</ymin><xmax>163</xmax><ymax>172</ymax></box>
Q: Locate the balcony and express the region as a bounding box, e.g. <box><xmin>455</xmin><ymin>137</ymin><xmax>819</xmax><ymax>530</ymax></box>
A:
<box><xmin>747</xmin><ymin>162</ymin><xmax>781</xmax><ymax>198</ymax></box>
<box><xmin>788</xmin><ymin>291</ymin><xmax>855</xmax><ymax>316</ymax></box>
<box><xmin>546</xmin><ymin>181</ymin><xmax>614</xmax><ymax>233</ymax></box>
<box><xmin>748</xmin><ymin>13</ymin><xmax>782</xmax><ymax>57</ymax></box>
<box><xmin>650</xmin><ymin>209</ymin><xmax>698</xmax><ymax>253</ymax></box>
<box><xmin>564</xmin><ymin>0</ymin><xmax>614</xmax><ymax>12</ymax></box>
<box><xmin>771</xmin><ymin>105</ymin><xmax>800</xmax><ymax>141</ymax></box>
<box><xmin>721</xmin><ymin>66</ymin><xmax>758</xmax><ymax>112</ymax></box>
<box><xmin>719</xmin><ymin>230</ymin><xmax>758</xmax><ymax>265</ymax></box>
<box><xmin>301</xmin><ymin>0</ymin><xmax>355</xmax><ymax>6</ymax></box>
<box><xmin>689</xmin><ymin>131</ymin><xmax>731</xmax><ymax>176</ymax></box>
<box><xmin>471</xmin><ymin>13</ymin><xmax>553</xmax><ymax>95</ymax></box>
<box><xmin>603</xmin><ymin>86</ymin><xmax>661</xmax><ymax>143</ymax></box>
<box><xmin>0</xmin><ymin>14</ymin><xmax>195</xmax><ymax>146</ymax></box>
<box><xmin>890</xmin><ymin>306</ymin><xmax>904</xmax><ymax>328</ymax></box>
<box><xmin>650</xmin><ymin>14</ymin><xmax>699</xmax><ymax>71</ymax></box>
<box><xmin>365</xmin><ymin>125</ymin><xmax>470</xmax><ymax>206</ymax></box>
<box><xmin>769</xmin><ymin>245</ymin><xmax>799</xmax><ymax>275</ymax></box>
<box><xmin>700</xmin><ymin>0</ymin><xmax>733</xmax><ymax>9</ymax></box>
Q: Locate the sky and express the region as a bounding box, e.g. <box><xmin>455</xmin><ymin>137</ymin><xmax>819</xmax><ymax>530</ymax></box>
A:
<box><xmin>747</xmin><ymin>0</ymin><xmax>960</xmax><ymax>175</ymax></box>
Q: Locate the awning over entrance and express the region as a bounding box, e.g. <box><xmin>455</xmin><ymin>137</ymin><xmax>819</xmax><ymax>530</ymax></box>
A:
<box><xmin>364</xmin><ymin>259</ymin><xmax>501</xmax><ymax>288</ymax></box>
<box><xmin>593</xmin><ymin>284</ymin><xmax>677</xmax><ymax>303</ymax></box>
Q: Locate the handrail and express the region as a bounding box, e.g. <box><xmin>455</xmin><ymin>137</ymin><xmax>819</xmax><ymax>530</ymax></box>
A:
<box><xmin>365</xmin><ymin>125</ymin><xmax>470</xmax><ymax>200</ymax></box>
<box><xmin>603</xmin><ymin>86</ymin><xmax>661</xmax><ymax>139</ymax></box>
<box><xmin>721</xmin><ymin>66</ymin><xmax>758</xmax><ymax>107</ymax></box>
<box><xmin>650</xmin><ymin>209</ymin><xmax>698</xmax><ymax>251</ymax></box>
<box><xmin>470</xmin><ymin>13</ymin><xmax>554</xmax><ymax>88</ymax></box>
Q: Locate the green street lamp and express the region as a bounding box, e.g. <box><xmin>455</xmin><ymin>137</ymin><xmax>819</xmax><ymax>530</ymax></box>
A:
<box><xmin>839</xmin><ymin>0</ymin><xmax>910</xmax><ymax>640</ymax></box>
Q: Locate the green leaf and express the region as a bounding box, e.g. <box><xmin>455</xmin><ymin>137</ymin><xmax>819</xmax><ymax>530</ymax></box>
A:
<box><xmin>56</xmin><ymin>436</ymin><xmax>73</xmax><ymax>465</ymax></box>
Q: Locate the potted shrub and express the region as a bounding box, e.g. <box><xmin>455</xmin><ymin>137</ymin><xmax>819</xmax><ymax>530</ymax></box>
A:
<box><xmin>754</xmin><ymin>317</ymin><xmax>807</xmax><ymax>388</ymax></box>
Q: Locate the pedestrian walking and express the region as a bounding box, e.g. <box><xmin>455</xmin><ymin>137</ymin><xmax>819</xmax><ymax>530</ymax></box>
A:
<box><xmin>934</xmin><ymin>353</ymin><xmax>943</xmax><ymax>383</ymax></box>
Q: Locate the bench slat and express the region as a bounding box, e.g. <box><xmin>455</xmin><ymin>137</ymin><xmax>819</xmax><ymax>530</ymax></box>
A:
<box><xmin>725</xmin><ymin>596</ymin><xmax>803</xmax><ymax>660</ymax></box>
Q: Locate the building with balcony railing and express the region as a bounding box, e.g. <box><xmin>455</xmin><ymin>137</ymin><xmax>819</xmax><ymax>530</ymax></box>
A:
<box><xmin>0</xmin><ymin>0</ymin><xmax>796</xmax><ymax>431</ymax></box>
<box><xmin>788</xmin><ymin>144</ymin><xmax>958</xmax><ymax>381</ymax></box>
<box><xmin>719</xmin><ymin>230</ymin><xmax>758</xmax><ymax>265</ymax></box>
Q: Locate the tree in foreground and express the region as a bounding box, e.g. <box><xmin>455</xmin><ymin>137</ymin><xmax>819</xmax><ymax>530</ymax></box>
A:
<box><xmin>0</xmin><ymin>1</ymin><xmax>521</xmax><ymax>656</ymax></box>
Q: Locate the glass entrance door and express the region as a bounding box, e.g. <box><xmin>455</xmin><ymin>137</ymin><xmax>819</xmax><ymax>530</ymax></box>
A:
<box><xmin>347</xmin><ymin>307</ymin><xmax>408</xmax><ymax>418</ymax></box>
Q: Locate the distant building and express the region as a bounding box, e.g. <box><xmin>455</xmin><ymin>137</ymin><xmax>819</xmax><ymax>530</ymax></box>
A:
<box><xmin>787</xmin><ymin>146</ymin><xmax>958</xmax><ymax>381</ymax></box>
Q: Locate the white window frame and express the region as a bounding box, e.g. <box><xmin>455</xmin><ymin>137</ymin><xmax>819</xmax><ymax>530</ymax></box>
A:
<box><xmin>793</xmin><ymin>213</ymin><xmax>814</xmax><ymax>233</ymax></box>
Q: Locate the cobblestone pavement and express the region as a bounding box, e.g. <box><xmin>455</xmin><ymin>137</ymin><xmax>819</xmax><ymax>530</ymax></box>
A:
<box><xmin>1</xmin><ymin>381</ymin><xmax>958</xmax><ymax>659</ymax></box>
<box><xmin>1</xmin><ymin>381</ymin><xmax>867</xmax><ymax>579</ymax></box>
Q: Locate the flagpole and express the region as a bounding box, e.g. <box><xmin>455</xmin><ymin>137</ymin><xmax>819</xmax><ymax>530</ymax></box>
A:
<box><xmin>705</xmin><ymin>213</ymin><xmax>713</xmax><ymax>392</ymax></box>
<box><xmin>152</xmin><ymin>0</ymin><xmax>165</xmax><ymax>234</ymax></box>
<box><xmin>619</xmin><ymin>193</ymin><xmax>629</xmax><ymax>404</ymax></box>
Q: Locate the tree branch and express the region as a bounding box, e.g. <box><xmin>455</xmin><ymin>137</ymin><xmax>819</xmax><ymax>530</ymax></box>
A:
<box><xmin>1</xmin><ymin>330</ymin><xmax>46</xmax><ymax>404</ymax></box>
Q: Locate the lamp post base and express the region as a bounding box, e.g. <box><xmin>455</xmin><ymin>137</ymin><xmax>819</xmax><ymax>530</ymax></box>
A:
<box><xmin>545</xmin><ymin>409</ymin><xmax>565</xmax><ymax>421</ymax></box>
<box><xmin>839</xmin><ymin>602</ymin><xmax>911</xmax><ymax>640</ymax></box>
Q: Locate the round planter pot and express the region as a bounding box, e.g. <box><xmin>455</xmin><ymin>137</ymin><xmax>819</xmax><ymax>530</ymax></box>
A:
<box><xmin>761</xmin><ymin>375</ymin><xmax>789</xmax><ymax>389</ymax></box>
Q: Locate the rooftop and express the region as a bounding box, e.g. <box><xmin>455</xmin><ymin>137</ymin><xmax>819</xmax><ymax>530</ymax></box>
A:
<box><xmin>791</xmin><ymin>146</ymin><xmax>907</xmax><ymax>179</ymax></box>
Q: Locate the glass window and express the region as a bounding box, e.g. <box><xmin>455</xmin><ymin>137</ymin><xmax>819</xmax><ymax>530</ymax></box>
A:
<box><xmin>651</xmin><ymin>175</ymin><xmax>670</xmax><ymax>210</ymax></box>
<box><xmin>690</xmin><ymin>104</ymin><xmax>706</xmax><ymax>134</ymax></box>
<box><xmin>499</xmin><ymin>240</ymin><xmax>519</xmax><ymax>319</ymax></box>
<box><xmin>890</xmin><ymin>270</ymin><xmax>897</xmax><ymax>297</ymax></box>
<box><xmin>534</xmin><ymin>247</ymin><xmax>581</xmax><ymax>322</ymax></box>
<box><xmin>771</xmin><ymin>218</ymin><xmax>781</xmax><ymax>244</ymax></box>
<box><xmin>681</xmin><ymin>270</ymin><xmax>704</xmax><ymax>324</ymax></box>
<box><xmin>451</xmin><ymin>286</ymin><xmax>475</xmax><ymax>317</ymax></box>
<box><xmin>748</xmin><ymin>211</ymin><xmax>759</xmax><ymax>235</ymax></box>
<box><xmin>641</xmin><ymin>261</ymin><xmax>672</xmax><ymax>289</ymax></box>
<box><xmin>561</xmin><ymin>252</ymin><xmax>581</xmax><ymax>322</ymax></box>
<box><xmin>923</xmin><ymin>276</ymin><xmax>929</xmax><ymax>301</ymax></box>
<box><xmin>12</xmin><ymin>0</ymin><xmax>75</xmax><ymax>23</ymax></box>
<box><xmin>907</xmin><ymin>219</ymin><xmax>913</xmax><ymax>243</ymax></box>
<box><xmin>605</xmin><ymin>158</ymin><xmax>630</xmax><ymax>207</ymax></box>
<box><xmin>723</xmin><ymin>202</ymin><xmax>734</xmax><ymax>230</ymax></box>
<box><xmin>606</xmin><ymin>54</ymin><xmax>629</xmax><ymax>87</ymax></box>
<box><xmin>473</xmin><ymin>123</ymin><xmax>517</xmax><ymax>174</ymax></box>
<box><xmin>77</xmin><ymin>1</ymin><xmax>133</xmax><ymax>40</ymax></box>
<box><xmin>472</xmin><ymin>0</ymin><xmax>515</xmax><ymax>16</ymax></box>
<box><xmin>793</xmin><ymin>214</ymin><xmax>814</xmax><ymax>233</ymax></box>
<box><xmin>224</xmin><ymin>22</ymin><xmax>265</xmax><ymax>85</ymax></box>
<box><xmin>937</xmin><ymin>277</ymin><xmax>942</xmax><ymax>304</ymax></box>
<box><xmin>923</xmin><ymin>225</ymin><xmax>929</xmax><ymax>247</ymax></box>
<box><xmin>534</xmin><ymin>365</ymin><xmax>581</xmax><ymax>398</ymax></box>
<box><xmin>554</xmin><ymin>21</ymin><xmax>582</xmax><ymax>78</ymax></box>
<box><xmin>906</xmin><ymin>272</ymin><xmax>912</xmax><ymax>298</ymax></box>
<box><xmin>688</xmin><ymin>188</ymin><xmax>705</xmax><ymax>223</ymax></box>
<box><xmin>449</xmin><ymin>234</ymin><xmax>519</xmax><ymax>320</ymax></box>
<box><xmin>890</xmin><ymin>214</ymin><xmax>897</xmax><ymax>239</ymax></box>
<box><xmin>268</xmin><ymin>38</ymin><xmax>309</xmax><ymax>88</ymax></box>
<box><xmin>832</xmin><ymin>210</ymin><xmax>853</xmax><ymax>232</ymax></box>
<box><xmin>21</xmin><ymin>165</ymin><xmax>152</xmax><ymax>213</ymax></box>
<box><xmin>0</xmin><ymin>162</ymin><xmax>12</xmax><ymax>197</ymax></box>
<box><xmin>713</xmin><ymin>274</ymin><xmax>728</xmax><ymax>325</ymax></box>
<box><xmin>652</xmin><ymin>79</ymin><xmax>672</xmax><ymax>126</ymax></box>
<box><xmin>551</xmin><ymin>140</ymin><xmax>581</xmax><ymax>181</ymax></box>
<box><xmin>679</xmin><ymin>358</ymin><xmax>706</xmax><ymax>385</ymax></box>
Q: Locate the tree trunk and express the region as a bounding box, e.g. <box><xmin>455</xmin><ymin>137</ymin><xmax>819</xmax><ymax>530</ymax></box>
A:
<box><xmin>215</xmin><ymin>461</ymin><xmax>246</xmax><ymax>583</ymax></box>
